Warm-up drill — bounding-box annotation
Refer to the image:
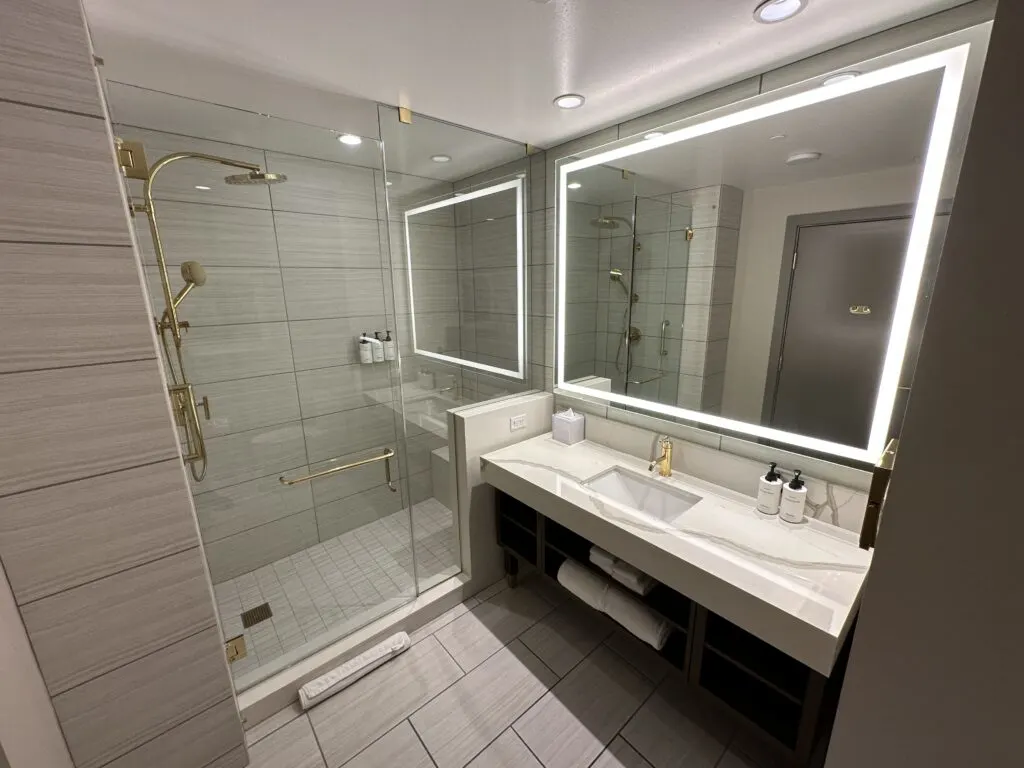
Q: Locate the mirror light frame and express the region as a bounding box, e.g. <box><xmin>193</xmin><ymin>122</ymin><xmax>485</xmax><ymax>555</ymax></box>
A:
<box><xmin>556</xmin><ymin>44</ymin><xmax>971</xmax><ymax>463</ymax></box>
<box><xmin>405</xmin><ymin>177</ymin><xmax>525</xmax><ymax>379</ymax></box>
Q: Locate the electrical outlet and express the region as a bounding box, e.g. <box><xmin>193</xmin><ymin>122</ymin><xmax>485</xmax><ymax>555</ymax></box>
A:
<box><xmin>510</xmin><ymin>414</ymin><xmax>526</xmax><ymax>432</ymax></box>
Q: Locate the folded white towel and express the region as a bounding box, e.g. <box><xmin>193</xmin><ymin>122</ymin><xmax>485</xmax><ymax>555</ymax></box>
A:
<box><xmin>603</xmin><ymin>586</ymin><xmax>672</xmax><ymax>651</ymax></box>
<box><xmin>589</xmin><ymin>546</ymin><xmax>656</xmax><ymax>596</ymax></box>
<box><xmin>557</xmin><ymin>559</ymin><xmax>609</xmax><ymax>612</ymax></box>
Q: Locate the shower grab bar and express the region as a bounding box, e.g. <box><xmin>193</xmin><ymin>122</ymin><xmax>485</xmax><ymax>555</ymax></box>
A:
<box><xmin>280</xmin><ymin>448</ymin><xmax>397</xmax><ymax>491</ymax></box>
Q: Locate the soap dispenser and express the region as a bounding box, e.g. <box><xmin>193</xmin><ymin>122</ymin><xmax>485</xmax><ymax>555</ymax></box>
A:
<box><xmin>756</xmin><ymin>462</ymin><xmax>784</xmax><ymax>516</ymax></box>
<box><xmin>371</xmin><ymin>331</ymin><xmax>385</xmax><ymax>363</ymax></box>
<box><xmin>780</xmin><ymin>470</ymin><xmax>807</xmax><ymax>524</ymax></box>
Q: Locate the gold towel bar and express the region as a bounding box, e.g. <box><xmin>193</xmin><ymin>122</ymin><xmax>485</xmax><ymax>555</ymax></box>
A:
<box><xmin>280</xmin><ymin>448</ymin><xmax>397</xmax><ymax>491</ymax></box>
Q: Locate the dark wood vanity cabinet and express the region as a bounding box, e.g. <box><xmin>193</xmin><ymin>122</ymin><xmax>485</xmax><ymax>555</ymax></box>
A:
<box><xmin>495</xmin><ymin>490</ymin><xmax>851</xmax><ymax>768</ymax></box>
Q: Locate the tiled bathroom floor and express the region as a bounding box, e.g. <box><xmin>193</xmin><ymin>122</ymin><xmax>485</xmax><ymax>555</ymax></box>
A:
<box><xmin>216</xmin><ymin>498</ymin><xmax>459</xmax><ymax>686</ymax></box>
<box><xmin>243</xmin><ymin>576</ymin><xmax>782</xmax><ymax>768</ymax></box>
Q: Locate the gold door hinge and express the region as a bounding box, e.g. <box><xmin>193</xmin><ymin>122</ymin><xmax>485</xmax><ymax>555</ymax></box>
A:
<box><xmin>398</xmin><ymin>106</ymin><xmax>413</xmax><ymax>124</ymax></box>
<box><xmin>225</xmin><ymin>635</ymin><xmax>247</xmax><ymax>663</ymax></box>
<box><xmin>115</xmin><ymin>138</ymin><xmax>150</xmax><ymax>180</ymax></box>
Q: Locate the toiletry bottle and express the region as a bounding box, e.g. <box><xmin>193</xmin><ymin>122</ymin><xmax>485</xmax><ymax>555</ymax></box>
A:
<box><xmin>756</xmin><ymin>462</ymin><xmax>784</xmax><ymax>516</ymax></box>
<box><xmin>358</xmin><ymin>332</ymin><xmax>373</xmax><ymax>365</ymax></box>
<box><xmin>383</xmin><ymin>330</ymin><xmax>396</xmax><ymax>361</ymax></box>
<box><xmin>780</xmin><ymin>470</ymin><xmax>807</xmax><ymax>524</ymax></box>
<box><xmin>371</xmin><ymin>331</ymin><xmax>385</xmax><ymax>363</ymax></box>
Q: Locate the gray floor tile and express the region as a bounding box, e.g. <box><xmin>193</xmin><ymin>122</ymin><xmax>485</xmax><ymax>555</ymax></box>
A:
<box><xmin>435</xmin><ymin>586</ymin><xmax>554</xmax><ymax>672</ymax></box>
<box><xmin>520</xmin><ymin>599</ymin><xmax>614</xmax><ymax>676</ymax></box>
<box><xmin>604</xmin><ymin>629</ymin><xmax>672</xmax><ymax>684</ymax></box>
<box><xmin>247</xmin><ymin>715</ymin><xmax>325</xmax><ymax>768</ymax></box>
<box><xmin>408</xmin><ymin>599</ymin><xmax>479</xmax><ymax>645</ymax></box>
<box><xmin>716</xmin><ymin>750</ymin><xmax>760</xmax><ymax>768</ymax></box>
<box><xmin>619</xmin><ymin>676</ymin><xmax>734</xmax><ymax>768</ymax></box>
<box><xmin>343</xmin><ymin>721</ymin><xmax>433</xmax><ymax>768</ymax></box>
<box><xmin>514</xmin><ymin>645</ymin><xmax>654</xmax><ymax>768</ymax></box>
<box><xmin>245</xmin><ymin>701</ymin><xmax>304</xmax><ymax>747</ymax></box>
<box><xmin>474</xmin><ymin>578</ymin><xmax>508</xmax><ymax>603</ymax></box>
<box><xmin>309</xmin><ymin>636</ymin><xmax>463</xmax><ymax>767</ymax></box>
<box><xmin>411</xmin><ymin>641</ymin><xmax>557</xmax><ymax>768</ymax></box>
<box><xmin>465</xmin><ymin>728</ymin><xmax>543</xmax><ymax>768</ymax></box>
<box><xmin>593</xmin><ymin>737</ymin><xmax>655</xmax><ymax>768</ymax></box>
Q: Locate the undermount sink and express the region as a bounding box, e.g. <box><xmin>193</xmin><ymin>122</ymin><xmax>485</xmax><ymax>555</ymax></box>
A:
<box><xmin>584</xmin><ymin>467</ymin><xmax>702</xmax><ymax>524</ymax></box>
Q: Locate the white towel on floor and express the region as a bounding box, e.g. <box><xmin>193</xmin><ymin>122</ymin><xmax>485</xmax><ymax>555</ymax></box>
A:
<box><xmin>603</xmin><ymin>586</ymin><xmax>673</xmax><ymax>651</ymax></box>
<box><xmin>557</xmin><ymin>559</ymin><xmax>609</xmax><ymax>611</ymax></box>
<box><xmin>589</xmin><ymin>546</ymin><xmax>656</xmax><ymax>596</ymax></box>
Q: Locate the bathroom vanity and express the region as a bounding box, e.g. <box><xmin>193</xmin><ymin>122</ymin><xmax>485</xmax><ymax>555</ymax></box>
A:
<box><xmin>481</xmin><ymin>434</ymin><xmax>872</xmax><ymax>766</ymax></box>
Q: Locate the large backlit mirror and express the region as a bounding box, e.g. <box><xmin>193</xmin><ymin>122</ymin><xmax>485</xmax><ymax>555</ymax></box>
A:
<box><xmin>557</xmin><ymin>36</ymin><xmax>987</xmax><ymax>464</ymax></box>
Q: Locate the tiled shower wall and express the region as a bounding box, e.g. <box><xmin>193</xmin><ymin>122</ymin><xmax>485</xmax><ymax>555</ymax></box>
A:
<box><xmin>118</xmin><ymin>125</ymin><xmax>423</xmax><ymax>584</ymax></box>
<box><xmin>0</xmin><ymin>1</ymin><xmax>244</xmax><ymax>767</ymax></box>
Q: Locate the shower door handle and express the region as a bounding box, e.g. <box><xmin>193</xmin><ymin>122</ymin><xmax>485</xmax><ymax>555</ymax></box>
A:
<box><xmin>196</xmin><ymin>395</ymin><xmax>210</xmax><ymax>421</ymax></box>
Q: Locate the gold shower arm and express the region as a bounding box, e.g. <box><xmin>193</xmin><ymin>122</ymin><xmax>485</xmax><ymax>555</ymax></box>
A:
<box><xmin>141</xmin><ymin>151</ymin><xmax>262</xmax><ymax>347</ymax></box>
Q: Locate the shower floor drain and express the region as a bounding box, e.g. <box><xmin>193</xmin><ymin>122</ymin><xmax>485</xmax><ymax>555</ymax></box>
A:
<box><xmin>241</xmin><ymin>602</ymin><xmax>273</xmax><ymax>629</ymax></box>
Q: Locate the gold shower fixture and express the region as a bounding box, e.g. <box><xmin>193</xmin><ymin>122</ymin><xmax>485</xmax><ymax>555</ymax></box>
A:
<box><xmin>116</xmin><ymin>138</ymin><xmax>286</xmax><ymax>481</ymax></box>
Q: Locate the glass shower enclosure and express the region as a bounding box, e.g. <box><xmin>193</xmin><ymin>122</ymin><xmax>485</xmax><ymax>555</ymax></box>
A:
<box><xmin>106</xmin><ymin>83</ymin><xmax>430</xmax><ymax>691</ymax></box>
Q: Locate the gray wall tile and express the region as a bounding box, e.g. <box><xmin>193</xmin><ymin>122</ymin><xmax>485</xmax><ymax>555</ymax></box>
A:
<box><xmin>0</xmin><ymin>361</ymin><xmax>178</xmax><ymax>497</ymax></box>
<box><xmin>21</xmin><ymin>548</ymin><xmax>216</xmax><ymax>694</ymax></box>
<box><xmin>289</xmin><ymin>316</ymin><xmax>387</xmax><ymax>370</ymax></box>
<box><xmin>0</xmin><ymin>461</ymin><xmax>198</xmax><ymax>604</ymax></box>
<box><xmin>302</xmin><ymin>404</ymin><xmax>397</xmax><ymax>465</ymax></box>
<box><xmin>200</xmin><ymin>373</ymin><xmax>301</xmax><ymax>439</ymax></box>
<box><xmin>275</xmin><ymin>211</ymin><xmax>382</xmax><ymax>269</ymax></box>
<box><xmin>282</xmin><ymin>267</ymin><xmax>385</xmax><ymax>320</ymax></box>
<box><xmin>0</xmin><ymin>0</ymin><xmax>102</xmax><ymax>115</ymax></box>
<box><xmin>196</xmin><ymin>422</ymin><xmax>308</xmax><ymax>492</ymax></box>
<box><xmin>102</xmin><ymin>698</ymin><xmax>245</xmax><ymax>768</ymax></box>
<box><xmin>53</xmin><ymin>628</ymin><xmax>231</xmax><ymax>768</ymax></box>
<box><xmin>195</xmin><ymin>466</ymin><xmax>312</xmax><ymax>542</ymax></box>
<box><xmin>135</xmin><ymin>202</ymin><xmax>279</xmax><ymax>267</ymax></box>
<box><xmin>0</xmin><ymin>101</ymin><xmax>131</xmax><ymax>245</ymax></box>
<box><xmin>145</xmin><ymin>266</ymin><xmax>287</xmax><ymax>326</ymax></box>
<box><xmin>0</xmin><ymin>243</ymin><xmax>154</xmax><ymax>374</ymax></box>
<box><xmin>204</xmin><ymin>509</ymin><xmax>319</xmax><ymax>582</ymax></box>
<box><xmin>266</xmin><ymin>153</ymin><xmax>377</xmax><ymax>218</ymax></box>
<box><xmin>184</xmin><ymin>322</ymin><xmax>294</xmax><ymax>384</ymax></box>
<box><xmin>316</xmin><ymin>484</ymin><xmax>405</xmax><ymax>541</ymax></box>
<box><xmin>295</xmin><ymin>364</ymin><xmax>392</xmax><ymax>419</ymax></box>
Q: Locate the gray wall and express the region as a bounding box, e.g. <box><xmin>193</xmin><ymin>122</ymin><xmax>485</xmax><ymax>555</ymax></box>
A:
<box><xmin>0</xmin><ymin>1</ymin><xmax>244</xmax><ymax>767</ymax></box>
<box><xmin>825</xmin><ymin>2</ymin><xmax>1020</xmax><ymax>765</ymax></box>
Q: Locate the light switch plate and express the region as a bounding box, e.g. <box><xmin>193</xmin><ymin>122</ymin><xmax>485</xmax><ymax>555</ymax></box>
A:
<box><xmin>510</xmin><ymin>414</ymin><xmax>526</xmax><ymax>432</ymax></box>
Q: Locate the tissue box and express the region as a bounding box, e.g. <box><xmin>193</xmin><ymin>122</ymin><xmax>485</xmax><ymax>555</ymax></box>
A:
<box><xmin>552</xmin><ymin>409</ymin><xmax>585</xmax><ymax>445</ymax></box>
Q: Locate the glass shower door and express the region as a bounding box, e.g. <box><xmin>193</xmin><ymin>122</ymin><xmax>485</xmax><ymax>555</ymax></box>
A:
<box><xmin>106</xmin><ymin>83</ymin><xmax>416</xmax><ymax>691</ymax></box>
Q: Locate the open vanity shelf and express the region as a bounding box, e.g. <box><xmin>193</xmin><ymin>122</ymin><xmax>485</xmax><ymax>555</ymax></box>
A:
<box><xmin>496</xmin><ymin>490</ymin><xmax>850</xmax><ymax>767</ymax></box>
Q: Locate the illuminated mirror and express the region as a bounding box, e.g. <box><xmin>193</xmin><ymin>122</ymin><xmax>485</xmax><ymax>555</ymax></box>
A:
<box><xmin>557</xmin><ymin>41</ymin><xmax>985</xmax><ymax>463</ymax></box>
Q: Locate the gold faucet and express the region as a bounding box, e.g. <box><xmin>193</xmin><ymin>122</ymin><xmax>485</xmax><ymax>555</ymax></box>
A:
<box><xmin>649</xmin><ymin>437</ymin><xmax>673</xmax><ymax>477</ymax></box>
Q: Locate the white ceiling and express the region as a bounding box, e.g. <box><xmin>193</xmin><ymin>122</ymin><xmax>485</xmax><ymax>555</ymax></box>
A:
<box><xmin>82</xmin><ymin>0</ymin><xmax>973</xmax><ymax>147</ymax></box>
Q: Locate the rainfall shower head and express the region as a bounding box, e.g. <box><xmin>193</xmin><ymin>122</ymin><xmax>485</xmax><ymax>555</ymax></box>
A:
<box><xmin>180</xmin><ymin>260</ymin><xmax>207</xmax><ymax>287</ymax></box>
<box><xmin>223</xmin><ymin>170</ymin><xmax>288</xmax><ymax>185</ymax></box>
<box><xmin>591</xmin><ymin>216</ymin><xmax>633</xmax><ymax>231</ymax></box>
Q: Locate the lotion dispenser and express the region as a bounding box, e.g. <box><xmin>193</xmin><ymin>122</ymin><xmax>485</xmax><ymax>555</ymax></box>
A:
<box><xmin>756</xmin><ymin>462</ymin><xmax>784</xmax><ymax>516</ymax></box>
<box><xmin>780</xmin><ymin>470</ymin><xmax>807</xmax><ymax>524</ymax></box>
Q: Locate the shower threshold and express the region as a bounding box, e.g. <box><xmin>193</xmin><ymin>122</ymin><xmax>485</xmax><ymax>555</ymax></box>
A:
<box><xmin>214</xmin><ymin>498</ymin><xmax>458</xmax><ymax>692</ymax></box>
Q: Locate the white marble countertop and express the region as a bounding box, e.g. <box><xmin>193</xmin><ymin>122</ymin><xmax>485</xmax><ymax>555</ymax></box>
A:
<box><xmin>480</xmin><ymin>434</ymin><xmax>872</xmax><ymax>676</ymax></box>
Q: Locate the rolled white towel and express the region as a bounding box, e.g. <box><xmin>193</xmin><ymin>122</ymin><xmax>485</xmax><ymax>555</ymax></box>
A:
<box><xmin>591</xmin><ymin>545</ymin><xmax>656</xmax><ymax>597</ymax></box>
<box><xmin>610</xmin><ymin>561</ymin><xmax>656</xmax><ymax>596</ymax></box>
<box><xmin>603</xmin><ymin>584</ymin><xmax>672</xmax><ymax>651</ymax></box>
<box><xmin>557</xmin><ymin>559</ymin><xmax>609</xmax><ymax>612</ymax></box>
<box><xmin>589</xmin><ymin>546</ymin><xmax>616</xmax><ymax>575</ymax></box>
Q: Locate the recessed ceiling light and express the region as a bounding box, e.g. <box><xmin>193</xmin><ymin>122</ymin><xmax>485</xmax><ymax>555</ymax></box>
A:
<box><xmin>644</xmin><ymin>132</ymin><xmax>665</xmax><ymax>140</ymax></box>
<box><xmin>753</xmin><ymin>0</ymin><xmax>807</xmax><ymax>24</ymax></box>
<box><xmin>338</xmin><ymin>133</ymin><xmax>362</xmax><ymax>145</ymax></box>
<box><xmin>823</xmin><ymin>71</ymin><xmax>860</xmax><ymax>86</ymax></box>
<box><xmin>194</xmin><ymin>185</ymin><xmax>211</xmax><ymax>190</ymax></box>
<box><xmin>567</xmin><ymin>182</ymin><xmax>582</xmax><ymax>190</ymax></box>
<box><xmin>786</xmin><ymin>151</ymin><xmax>822</xmax><ymax>165</ymax></box>
<box><xmin>553</xmin><ymin>93</ymin><xmax>586</xmax><ymax>109</ymax></box>
<box><xmin>769</xmin><ymin>133</ymin><xmax>787</xmax><ymax>141</ymax></box>
<box><xmin>385</xmin><ymin>181</ymin><xmax>393</xmax><ymax>186</ymax></box>
<box><xmin>431</xmin><ymin>154</ymin><xmax>452</xmax><ymax>163</ymax></box>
